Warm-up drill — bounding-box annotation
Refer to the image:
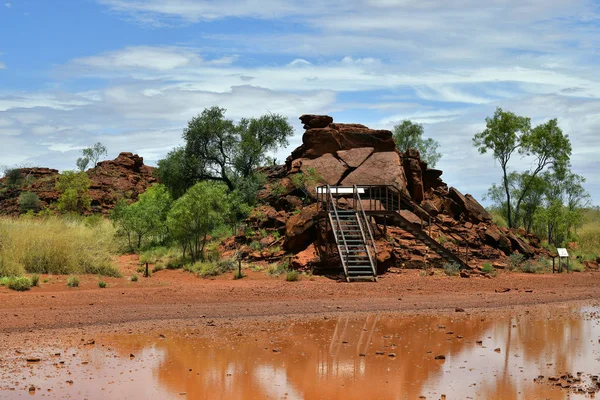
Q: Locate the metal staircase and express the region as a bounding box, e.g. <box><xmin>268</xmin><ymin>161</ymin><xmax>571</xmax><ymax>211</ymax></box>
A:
<box><xmin>317</xmin><ymin>185</ymin><xmax>471</xmax><ymax>281</ymax></box>
<box><xmin>321</xmin><ymin>186</ymin><xmax>377</xmax><ymax>282</ymax></box>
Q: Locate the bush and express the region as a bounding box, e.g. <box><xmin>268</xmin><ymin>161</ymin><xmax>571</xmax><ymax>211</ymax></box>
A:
<box><xmin>4</xmin><ymin>168</ymin><xmax>22</xmax><ymax>186</ymax></box>
<box><xmin>98</xmin><ymin>280</ymin><xmax>107</xmax><ymax>288</ymax></box>
<box><xmin>18</xmin><ymin>192</ymin><xmax>40</xmax><ymax>212</ymax></box>
<box><xmin>481</xmin><ymin>263</ymin><xmax>495</xmax><ymax>274</ymax></box>
<box><xmin>30</xmin><ymin>274</ymin><xmax>40</xmax><ymax>287</ymax></box>
<box><xmin>443</xmin><ymin>262</ymin><xmax>460</xmax><ymax>276</ymax></box>
<box><xmin>267</xmin><ymin>261</ymin><xmax>288</xmax><ymax>276</ymax></box>
<box><xmin>55</xmin><ymin>171</ymin><xmax>92</xmax><ymax>213</ymax></box>
<box><xmin>0</xmin><ymin>217</ymin><xmax>120</xmax><ymax>277</ymax></box>
<box><xmin>233</xmin><ymin>269</ymin><xmax>245</xmax><ymax>280</ymax></box>
<box><xmin>285</xmin><ymin>270</ymin><xmax>299</xmax><ymax>282</ymax></box>
<box><xmin>67</xmin><ymin>276</ymin><xmax>80</xmax><ymax>287</ymax></box>
<box><xmin>508</xmin><ymin>254</ymin><xmax>525</xmax><ymax>271</ymax></box>
<box><xmin>7</xmin><ymin>276</ymin><xmax>31</xmax><ymax>291</ymax></box>
<box><xmin>131</xmin><ymin>274</ymin><xmax>138</xmax><ymax>282</ymax></box>
<box><xmin>195</xmin><ymin>258</ymin><xmax>236</xmax><ymax>277</ymax></box>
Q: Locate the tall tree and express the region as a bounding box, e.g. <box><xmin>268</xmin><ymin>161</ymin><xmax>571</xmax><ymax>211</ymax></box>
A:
<box><xmin>82</xmin><ymin>142</ymin><xmax>107</xmax><ymax>168</ymax></box>
<box><xmin>160</xmin><ymin>106</ymin><xmax>293</xmax><ymax>195</ymax></box>
<box><xmin>472</xmin><ymin>108</ymin><xmax>531</xmax><ymax>228</ymax></box>
<box><xmin>392</xmin><ymin>120</ymin><xmax>442</xmax><ymax>167</ymax></box>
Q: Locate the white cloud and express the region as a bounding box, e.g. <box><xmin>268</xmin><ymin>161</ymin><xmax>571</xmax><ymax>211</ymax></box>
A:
<box><xmin>4</xmin><ymin>2</ymin><xmax>11</xmax><ymax>8</ymax></box>
<box><xmin>0</xmin><ymin>61</ymin><xmax>5</xmax><ymax>69</ymax></box>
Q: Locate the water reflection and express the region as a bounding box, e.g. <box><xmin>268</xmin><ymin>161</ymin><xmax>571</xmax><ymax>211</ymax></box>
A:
<box><xmin>2</xmin><ymin>306</ymin><xmax>600</xmax><ymax>399</ymax></box>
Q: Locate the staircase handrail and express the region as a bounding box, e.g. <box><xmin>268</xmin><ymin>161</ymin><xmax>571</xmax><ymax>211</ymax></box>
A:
<box><xmin>326</xmin><ymin>185</ymin><xmax>350</xmax><ymax>277</ymax></box>
<box><xmin>353</xmin><ymin>185</ymin><xmax>378</xmax><ymax>278</ymax></box>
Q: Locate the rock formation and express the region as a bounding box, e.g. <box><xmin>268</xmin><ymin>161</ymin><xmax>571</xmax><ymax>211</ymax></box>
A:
<box><xmin>0</xmin><ymin>152</ymin><xmax>157</xmax><ymax>215</ymax></box>
<box><xmin>225</xmin><ymin>114</ymin><xmax>546</xmax><ymax>273</ymax></box>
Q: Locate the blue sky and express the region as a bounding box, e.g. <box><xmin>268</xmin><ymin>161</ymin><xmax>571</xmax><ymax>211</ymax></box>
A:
<box><xmin>1</xmin><ymin>0</ymin><xmax>599</xmax><ymax>204</ymax></box>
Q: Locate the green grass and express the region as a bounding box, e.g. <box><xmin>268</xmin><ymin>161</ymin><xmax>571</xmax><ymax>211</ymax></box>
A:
<box><xmin>266</xmin><ymin>262</ymin><xmax>288</xmax><ymax>276</ymax></box>
<box><xmin>7</xmin><ymin>277</ymin><xmax>32</xmax><ymax>291</ymax></box>
<box><xmin>0</xmin><ymin>216</ymin><xmax>120</xmax><ymax>277</ymax></box>
<box><xmin>190</xmin><ymin>258</ymin><xmax>237</xmax><ymax>278</ymax></box>
<box><xmin>66</xmin><ymin>276</ymin><xmax>80</xmax><ymax>287</ymax></box>
<box><xmin>30</xmin><ymin>273</ymin><xmax>40</xmax><ymax>287</ymax></box>
<box><xmin>508</xmin><ymin>254</ymin><xmax>525</xmax><ymax>271</ymax></box>
<box><xmin>130</xmin><ymin>274</ymin><xmax>138</xmax><ymax>282</ymax></box>
<box><xmin>285</xmin><ymin>270</ymin><xmax>299</xmax><ymax>282</ymax></box>
<box><xmin>481</xmin><ymin>263</ymin><xmax>495</xmax><ymax>274</ymax></box>
<box><xmin>233</xmin><ymin>269</ymin><xmax>245</xmax><ymax>280</ymax></box>
<box><xmin>98</xmin><ymin>280</ymin><xmax>107</xmax><ymax>288</ymax></box>
<box><xmin>572</xmin><ymin>209</ymin><xmax>600</xmax><ymax>261</ymax></box>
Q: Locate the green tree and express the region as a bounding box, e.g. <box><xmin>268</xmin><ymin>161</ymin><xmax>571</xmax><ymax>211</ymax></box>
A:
<box><xmin>81</xmin><ymin>142</ymin><xmax>107</xmax><ymax>168</ymax></box>
<box><xmin>392</xmin><ymin>120</ymin><xmax>442</xmax><ymax>167</ymax></box>
<box><xmin>167</xmin><ymin>182</ymin><xmax>227</xmax><ymax>262</ymax></box>
<box><xmin>110</xmin><ymin>184</ymin><xmax>172</xmax><ymax>250</ymax></box>
<box><xmin>157</xmin><ymin>147</ymin><xmax>188</xmax><ymax>199</ymax></box>
<box><xmin>473</xmin><ymin>108</ymin><xmax>531</xmax><ymax>228</ymax></box>
<box><xmin>76</xmin><ymin>157</ymin><xmax>89</xmax><ymax>172</ymax></box>
<box><xmin>177</xmin><ymin>106</ymin><xmax>293</xmax><ymax>192</ymax></box>
<box><xmin>55</xmin><ymin>171</ymin><xmax>92</xmax><ymax>213</ymax></box>
<box><xmin>18</xmin><ymin>192</ymin><xmax>41</xmax><ymax>212</ymax></box>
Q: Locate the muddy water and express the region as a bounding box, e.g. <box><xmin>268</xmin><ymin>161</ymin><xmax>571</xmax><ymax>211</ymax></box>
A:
<box><xmin>2</xmin><ymin>306</ymin><xmax>600</xmax><ymax>400</ymax></box>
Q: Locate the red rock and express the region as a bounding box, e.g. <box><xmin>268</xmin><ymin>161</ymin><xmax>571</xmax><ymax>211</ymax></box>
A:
<box><xmin>507</xmin><ymin>232</ymin><xmax>534</xmax><ymax>258</ymax></box>
<box><xmin>299</xmin><ymin>114</ymin><xmax>333</xmax><ymax>129</ymax></box>
<box><xmin>448</xmin><ymin>187</ymin><xmax>492</xmax><ymax>223</ymax></box>
<box><xmin>340</xmin><ymin>152</ymin><xmax>407</xmax><ymax>190</ymax></box>
<box><xmin>484</xmin><ymin>226</ymin><xmax>502</xmax><ymax>245</ymax></box>
<box><xmin>337</xmin><ymin>147</ymin><xmax>374</xmax><ymax>168</ymax></box>
<box><xmin>403</xmin><ymin>156</ymin><xmax>424</xmax><ymax>203</ymax></box>
<box><xmin>284</xmin><ymin>203</ymin><xmax>319</xmax><ymax>252</ymax></box>
<box><xmin>291</xmin><ymin>243</ymin><xmax>318</xmax><ymax>270</ymax></box>
<box><xmin>399</xmin><ymin>210</ymin><xmax>422</xmax><ymax>225</ymax></box>
<box><xmin>299</xmin><ymin>153</ymin><xmax>347</xmax><ymax>186</ymax></box>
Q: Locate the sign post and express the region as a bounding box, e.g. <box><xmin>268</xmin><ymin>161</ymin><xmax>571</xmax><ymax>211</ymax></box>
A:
<box><xmin>556</xmin><ymin>248</ymin><xmax>569</xmax><ymax>273</ymax></box>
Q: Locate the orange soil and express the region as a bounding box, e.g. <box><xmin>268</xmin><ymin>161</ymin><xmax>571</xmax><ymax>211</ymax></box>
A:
<box><xmin>1</xmin><ymin>254</ymin><xmax>599</xmax><ymax>335</ymax></box>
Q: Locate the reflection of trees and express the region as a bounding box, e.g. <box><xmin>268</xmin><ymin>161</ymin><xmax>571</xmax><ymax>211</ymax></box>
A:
<box><xmin>100</xmin><ymin>308</ymin><xmax>590</xmax><ymax>400</ymax></box>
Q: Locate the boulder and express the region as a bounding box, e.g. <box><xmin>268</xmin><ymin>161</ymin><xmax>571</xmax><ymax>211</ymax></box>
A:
<box><xmin>448</xmin><ymin>187</ymin><xmax>492</xmax><ymax>223</ymax></box>
<box><xmin>498</xmin><ymin>235</ymin><xmax>512</xmax><ymax>255</ymax></box>
<box><xmin>299</xmin><ymin>153</ymin><xmax>347</xmax><ymax>186</ymax></box>
<box><xmin>340</xmin><ymin>152</ymin><xmax>407</xmax><ymax>190</ymax></box>
<box><xmin>423</xmin><ymin>169</ymin><xmax>445</xmax><ymax>191</ymax></box>
<box><xmin>337</xmin><ymin>147</ymin><xmax>374</xmax><ymax>168</ymax></box>
<box><xmin>284</xmin><ymin>203</ymin><xmax>319</xmax><ymax>252</ymax></box>
<box><xmin>291</xmin><ymin>243</ymin><xmax>319</xmax><ymax>270</ymax></box>
<box><xmin>507</xmin><ymin>232</ymin><xmax>534</xmax><ymax>258</ymax></box>
<box><xmin>399</xmin><ymin>210</ymin><xmax>422</xmax><ymax>226</ymax></box>
<box><xmin>484</xmin><ymin>225</ymin><xmax>502</xmax><ymax>245</ymax></box>
<box><xmin>299</xmin><ymin>114</ymin><xmax>333</xmax><ymax>129</ymax></box>
<box><xmin>421</xmin><ymin>199</ymin><xmax>440</xmax><ymax>216</ymax></box>
<box><xmin>403</xmin><ymin>155</ymin><xmax>424</xmax><ymax>203</ymax></box>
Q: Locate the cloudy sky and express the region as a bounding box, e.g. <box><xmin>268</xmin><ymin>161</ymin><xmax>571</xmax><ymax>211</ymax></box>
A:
<box><xmin>1</xmin><ymin>0</ymin><xmax>599</xmax><ymax>204</ymax></box>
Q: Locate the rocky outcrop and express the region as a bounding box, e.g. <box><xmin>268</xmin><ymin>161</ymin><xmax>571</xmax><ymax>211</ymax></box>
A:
<box><xmin>224</xmin><ymin>114</ymin><xmax>546</xmax><ymax>273</ymax></box>
<box><xmin>0</xmin><ymin>152</ymin><xmax>157</xmax><ymax>215</ymax></box>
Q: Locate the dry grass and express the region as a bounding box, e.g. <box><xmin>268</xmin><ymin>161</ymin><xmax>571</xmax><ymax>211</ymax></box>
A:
<box><xmin>575</xmin><ymin>209</ymin><xmax>600</xmax><ymax>260</ymax></box>
<box><xmin>0</xmin><ymin>216</ymin><xmax>120</xmax><ymax>277</ymax></box>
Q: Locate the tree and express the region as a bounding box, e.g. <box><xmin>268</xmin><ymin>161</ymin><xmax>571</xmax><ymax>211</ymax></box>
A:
<box><xmin>81</xmin><ymin>142</ymin><xmax>107</xmax><ymax>168</ymax></box>
<box><xmin>472</xmin><ymin>108</ymin><xmax>531</xmax><ymax>228</ymax></box>
<box><xmin>181</xmin><ymin>106</ymin><xmax>293</xmax><ymax>192</ymax></box>
<box><xmin>110</xmin><ymin>184</ymin><xmax>172</xmax><ymax>250</ymax></box>
<box><xmin>76</xmin><ymin>157</ymin><xmax>89</xmax><ymax>172</ymax></box>
<box><xmin>55</xmin><ymin>171</ymin><xmax>92</xmax><ymax>213</ymax></box>
<box><xmin>167</xmin><ymin>182</ymin><xmax>227</xmax><ymax>262</ymax></box>
<box><xmin>18</xmin><ymin>192</ymin><xmax>40</xmax><ymax>212</ymax></box>
<box><xmin>392</xmin><ymin>120</ymin><xmax>442</xmax><ymax>167</ymax></box>
<box><xmin>157</xmin><ymin>147</ymin><xmax>188</xmax><ymax>199</ymax></box>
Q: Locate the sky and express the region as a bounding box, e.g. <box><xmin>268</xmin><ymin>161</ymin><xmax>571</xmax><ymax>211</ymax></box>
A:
<box><xmin>0</xmin><ymin>0</ymin><xmax>599</xmax><ymax>204</ymax></box>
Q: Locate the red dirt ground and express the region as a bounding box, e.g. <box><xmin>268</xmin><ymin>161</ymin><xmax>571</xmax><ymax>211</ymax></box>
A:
<box><xmin>1</xmin><ymin>254</ymin><xmax>599</xmax><ymax>335</ymax></box>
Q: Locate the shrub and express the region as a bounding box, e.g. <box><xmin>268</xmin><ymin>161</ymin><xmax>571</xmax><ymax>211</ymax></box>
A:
<box><xmin>438</xmin><ymin>235</ymin><xmax>447</xmax><ymax>245</ymax></box>
<box><xmin>0</xmin><ymin>217</ymin><xmax>120</xmax><ymax>277</ymax></box>
<box><xmin>285</xmin><ymin>270</ymin><xmax>299</xmax><ymax>281</ymax></box>
<box><xmin>98</xmin><ymin>280</ymin><xmax>107</xmax><ymax>288</ymax></box>
<box><xmin>18</xmin><ymin>192</ymin><xmax>40</xmax><ymax>212</ymax></box>
<box><xmin>267</xmin><ymin>261</ymin><xmax>288</xmax><ymax>276</ymax></box>
<box><xmin>443</xmin><ymin>262</ymin><xmax>460</xmax><ymax>276</ymax></box>
<box><xmin>4</xmin><ymin>168</ymin><xmax>22</xmax><ymax>186</ymax></box>
<box><xmin>508</xmin><ymin>254</ymin><xmax>525</xmax><ymax>271</ymax></box>
<box><xmin>131</xmin><ymin>274</ymin><xmax>138</xmax><ymax>282</ymax></box>
<box><xmin>481</xmin><ymin>263</ymin><xmax>495</xmax><ymax>274</ymax></box>
<box><xmin>249</xmin><ymin>241</ymin><xmax>262</xmax><ymax>251</ymax></box>
<box><xmin>7</xmin><ymin>276</ymin><xmax>31</xmax><ymax>291</ymax></box>
<box><xmin>195</xmin><ymin>258</ymin><xmax>236</xmax><ymax>277</ymax></box>
<box><xmin>55</xmin><ymin>171</ymin><xmax>92</xmax><ymax>213</ymax></box>
<box><xmin>570</xmin><ymin>259</ymin><xmax>585</xmax><ymax>272</ymax></box>
<box><xmin>67</xmin><ymin>276</ymin><xmax>80</xmax><ymax>287</ymax></box>
<box><xmin>30</xmin><ymin>274</ymin><xmax>40</xmax><ymax>287</ymax></box>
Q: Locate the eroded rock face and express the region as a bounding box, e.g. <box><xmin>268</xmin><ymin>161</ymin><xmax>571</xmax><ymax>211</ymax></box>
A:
<box><xmin>337</xmin><ymin>147</ymin><xmax>374</xmax><ymax>168</ymax></box>
<box><xmin>403</xmin><ymin>149</ymin><xmax>425</xmax><ymax>203</ymax></box>
<box><xmin>448</xmin><ymin>187</ymin><xmax>492</xmax><ymax>224</ymax></box>
<box><xmin>284</xmin><ymin>203</ymin><xmax>319</xmax><ymax>253</ymax></box>
<box><xmin>341</xmin><ymin>152</ymin><xmax>407</xmax><ymax>190</ymax></box>
<box><xmin>299</xmin><ymin>153</ymin><xmax>347</xmax><ymax>186</ymax></box>
<box><xmin>300</xmin><ymin>114</ymin><xmax>333</xmax><ymax>129</ymax></box>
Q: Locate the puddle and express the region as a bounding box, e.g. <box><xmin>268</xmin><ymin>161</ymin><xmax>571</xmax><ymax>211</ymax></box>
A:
<box><xmin>2</xmin><ymin>307</ymin><xmax>600</xmax><ymax>399</ymax></box>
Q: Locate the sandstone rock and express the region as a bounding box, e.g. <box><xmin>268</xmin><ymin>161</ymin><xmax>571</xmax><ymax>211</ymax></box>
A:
<box><xmin>284</xmin><ymin>204</ymin><xmax>319</xmax><ymax>252</ymax></box>
<box><xmin>399</xmin><ymin>210</ymin><xmax>422</xmax><ymax>226</ymax></box>
<box><xmin>249</xmin><ymin>205</ymin><xmax>287</xmax><ymax>228</ymax></box>
<box><xmin>291</xmin><ymin>243</ymin><xmax>318</xmax><ymax>270</ymax></box>
<box><xmin>299</xmin><ymin>153</ymin><xmax>347</xmax><ymax>186</ymax></box>
<box><xmin>448</xmin><ymin>187</ymin><xmax>492</xmax><ymax>223</ymax></box>
<box><xmin>484</xmin><ymin>225</ymin><xmax>502</xmax><ymax>245</ymax></box>
<box><xmin>337</xmin><ymin>147</ymin><xmax>374</xmax><ymax>168</ymax></box>
<box><xmin>299</xmin><ymin>114</ymin><xmax>333</xmax><ymax>129</ymax></box>
<box><xmin>341</xmin><ymin>152</ymin><xmax>407</xmax><ymax>190</ymax></box>
<box><xmin>507</xmin><ymin>232</ymin><xmax>534</xmax><ymax>258</ymax></box>
<box><xmin>403</xmin><ymin>156</ymin><xmax>425</xmax><ymax>203</ymax></box>
<box><xmin>421</xmin><ymin>199</ymin><xmax>440</xmax><ymax>216</ymax></box>
<box><xmin>498</xmin><ymin>235</ymin><xmax>512</xmax><ymax>255</ymax></box>
<box><xmin>423</xmin><ymin>169</ymin><xmax>445</xmax><ymax>191</ymax></box>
